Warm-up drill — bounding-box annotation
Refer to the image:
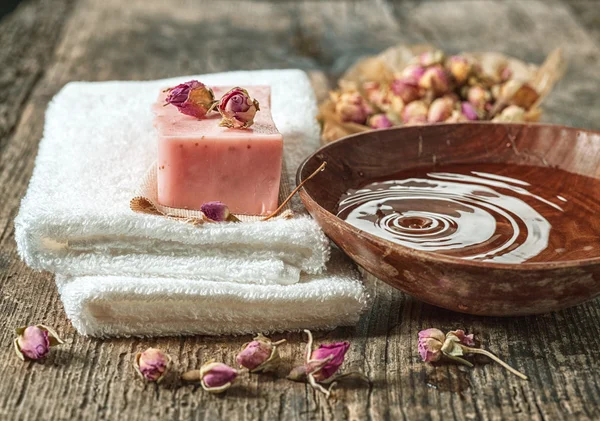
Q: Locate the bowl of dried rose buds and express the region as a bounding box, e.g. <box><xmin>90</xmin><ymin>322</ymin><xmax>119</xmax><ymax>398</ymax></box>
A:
<box><xmin>318</xmin><ymin>45</ymin><xmax>565</xmax><ymax>143</ymax></box>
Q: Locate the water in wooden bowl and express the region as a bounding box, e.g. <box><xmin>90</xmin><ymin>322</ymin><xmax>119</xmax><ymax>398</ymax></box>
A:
<box><xmin>297</xmin><ymin>123</ymin><xmax>600</xmax><ymax>316</ymax></box>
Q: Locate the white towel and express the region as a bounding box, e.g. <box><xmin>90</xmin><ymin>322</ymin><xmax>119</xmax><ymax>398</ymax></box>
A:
<box><xmin>15</xmin><ymin>70</ymin><xmax>331</xmax><ymax>285</ymax></box>
<box><xmin>56</xmin><ymin>250</ymin><xmax>367</xmax><ymax>337</ymax></box>
<box><xmin>15</xmin><ymin>69</ymin><xmax>368</xmax><ymax>336</ymax></box>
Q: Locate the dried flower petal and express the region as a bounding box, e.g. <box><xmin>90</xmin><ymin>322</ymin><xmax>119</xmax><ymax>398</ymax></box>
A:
<box><xmin>450</xmin><ymin>329</ymin><xmax>475</xmax><ymax>346</ymax></box>
<box><xmin>217</xmin><ymin>87</ymin><xmax>260</xmax><ymax>129</ymax></box>
<box><xmin>14</xmin><ymin>325</ymin><xmax>64</xmax><ymax>361</ymax></box>
<box><xmin>165</xmin><ymin>80</ymin><xmax>217</xmax><ymax>119</ymax></box>
<box><xmin>134</xmin><ymin>348</ymin><xmax>171</xmax><ymax>383</ymax></box>
<box><xmin>201</xmin><ymin>201</ymin><xmax>240</xmax><ymax>223</ymax></box>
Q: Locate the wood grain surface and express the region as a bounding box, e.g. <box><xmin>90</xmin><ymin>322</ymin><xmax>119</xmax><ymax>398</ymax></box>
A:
<box><xmin>1</xmin><ymin>0</ymin><xmax>600</xmax><ymax>420</ymax></box>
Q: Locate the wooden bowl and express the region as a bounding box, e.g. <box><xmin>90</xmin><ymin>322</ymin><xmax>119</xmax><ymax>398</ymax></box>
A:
<box><xmin>297</xmin><ymin>123</ymin><xmax>600</xmax><ymax>316</ymax></box>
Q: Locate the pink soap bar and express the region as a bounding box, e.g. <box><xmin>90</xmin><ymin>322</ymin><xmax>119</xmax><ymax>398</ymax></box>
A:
<box><xmin>154</xmin><ymin>86</ymin><xmax>283</xmax><ymax>215</ymax></box>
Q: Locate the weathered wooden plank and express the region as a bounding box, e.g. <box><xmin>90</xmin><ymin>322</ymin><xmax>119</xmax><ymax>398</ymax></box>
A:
<box><xmin>1</xmin><ymin>0</ymin><xmax>600</xmax><ymax>420</ymax></box>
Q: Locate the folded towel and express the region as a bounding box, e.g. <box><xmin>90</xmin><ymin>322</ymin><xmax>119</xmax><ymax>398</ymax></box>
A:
<box><xmin>56</xmin><ymin>250</ymin><xmax>367</xmax><ymax>337</ymax></box>
<box><xmin>15</xmin><ymin>70</ymin><xmax>331</xmax><ymax>285</ymax></box>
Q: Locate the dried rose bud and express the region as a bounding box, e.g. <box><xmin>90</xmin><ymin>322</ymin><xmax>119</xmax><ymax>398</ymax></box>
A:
<box><xmin>134</xmin><ymin>348</ymin><xmax>171</xmax><ymax>383</ymax></box>
<box><xmin>390</xmin><ymin>79</ymin><xmax>421</xmax><ymax>104</ymax></box>
<box><xmin>499</xmin><ymin>80</ymin><xmax>539</xmax><ymax>109</ymax></box>
<box><xmin>334</xmin><ymin>91</ymin><xmax>372</xmax><ymax>124</ymax></box>
<box><xmin>201</xmin><ymin>201</ymin><xmax>240</xmax><ymax>223</ymax></box>
<box><xmin>445</xmin><ymin>110</ymin><xmax>468</xmax><ymax>123</ymax></box>
<box><xmin>467</xmin><ymin>86</ymin><xmax>492</xmax><ymax>110</ymax></box>
<box><xmin>492</xmin><ymin>105</ymin><xmax>526</xmax><ymax>122</ymax></box>
<box><xmin>427</xmin><ymin>97</ymin><xmax>455</xmax><ymax>123</ymax></box>
<box><xmin>368</xmin><ymin>113</ymin><xmax>393</xmax><ymax>129</ymax></box>
<box><xmin>418</xmin><ymin>328</ymin><xmax>445</xmax><ymax>362</ymax></box>
<box><xmin>236</xmin><ymin>334</ymin><xmax>285</xmax><ymax>373</ymax></box>
<box><xmin>446</xmin><ymin>56</ymin><xmax>472</xmax><ymax>84</ymax></box>
<box><xmin>419</xmin><ymin>65</ymin><xmax>451</xmax><ymax>95</ymax></box>
<box><xmin>461</xmin><ymin>101</ymin><xmax>479</xmax><ymax>121</ymax></box>
<box><xmin>363</xmin><ymin>81</ymin><xmax>391</xmax><ymax>111</ymax></box>
<box><xmin>217</xmin><ymin>87</ymin><xmax>260</xmax><ymax>129</ymax></box>
<box><xmin>14</xmin><ymin>325</ymin><xmax>63</xmax><ymax>361</ymax></box>
<box><xmin>419</xmin><ymin>50</ymin><xmax>445</xmax><ymax>67</ymax></box>
<box><xmin>402</xmin><ymin>100</ymin><xmax>428</xmax><ymax>124</ymax></box>
<box><xmin>164</xmin><ymin>80</ymin><xmax>217</xmax><ymax>119</ymax></box>
<box><xmin>310</xmin><ymin>341</ymin><xmax>350</xmax><ymax>382</ymax></box>
<box><xmin>183</xmin><ymin>362</ymin><xmax>238</xmax><ymax>393</ymax></box>
<box><xmin>449</xmin><ymin>329</ymin><xmax>475</xmax><ymax>346</ymax></box>
<box><xmin>499</xmin><ymin>65</ymin><xmax>513</xmax><ymax>82</ymax></box>
<box><xmin>400</xmin><ymin>64</ymin><xmax>426</xmax><ymax>83</ymax></box>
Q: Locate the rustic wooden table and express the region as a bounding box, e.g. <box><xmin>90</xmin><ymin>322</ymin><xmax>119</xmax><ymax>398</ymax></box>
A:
<box><xmin>1</xmin><ymin>0</ymin><xmax>600</xmax><ymax>420</ymax></box>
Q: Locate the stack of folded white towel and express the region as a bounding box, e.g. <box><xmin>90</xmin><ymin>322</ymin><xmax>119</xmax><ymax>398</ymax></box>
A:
<box><xmin>15</xmin><ymin>70</ymin><xmax>368</xmax><ymax>337</ymax></box>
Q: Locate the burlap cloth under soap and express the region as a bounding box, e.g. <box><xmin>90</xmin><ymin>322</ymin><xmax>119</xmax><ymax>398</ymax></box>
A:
<box><xmin>130</xmin><ymin>161</ymin><xmax>294</xmax><ymax>224</ymax></box>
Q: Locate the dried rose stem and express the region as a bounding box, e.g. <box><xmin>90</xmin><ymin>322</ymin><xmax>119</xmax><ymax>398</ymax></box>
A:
<box><xmin>462</xmin><ymin>346</ymin><xmax>528</xmax><ymax>380</ymax></box>
<box><xmin>262</xmin><ymin>162</ymin><xmax>327</xmax><ymax>221</ymax></box>
<box><xmin>303</xmin><ymin>329</ymin><xmax>314</xmax><ymax>363</ymax></box>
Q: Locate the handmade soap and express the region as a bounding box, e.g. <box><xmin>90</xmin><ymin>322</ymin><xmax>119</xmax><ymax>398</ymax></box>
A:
<box><xmin>154</xmin><ymin>86</ymin><xmax>283</xmax><ymax>215</ymax></box>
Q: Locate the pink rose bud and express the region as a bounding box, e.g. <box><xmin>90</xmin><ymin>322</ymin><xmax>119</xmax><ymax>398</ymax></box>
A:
<box><xmin>236</xmin><ymin>334</ymin><xmax>285</xmax><ymax>373</ymax></box>
<box><xmin>499</xmin><ymin>80</ymin><xmax>539</xmax><ymax>109</ymax></box>
<box><xmin>400</xmin><ymin>64</ymin><xmax>426</xmax><ymax>83</ymax></box>
<box><xmin>201</xmin><ymin>201</ymin><xmax>240</xmax><ymax>223</ymax></box>
<box><xmin>200</xmin><ymin>362</ymin><xmax>238</xmax><ymax>393</ymax></box>
<box><xmin>164</xmin><ymin>80</ymin><xmax>217</xmax><ymax>119</ymax></box>
<box><xmin>390</xmin><ymin>79</ymin><xmax>421</xmax><ymax>104</ymax></box>
<box><xmin>217</xmin><ymin>87</ymin><xmax>260</xmax><ymax>129</ymax></box>
<box><xmin>419</xmin><ymin>50</ymin><xmax>445</xmax><ymax>67</ymax></box>
<box><xmin>446</xmin><ymin>55</ymin><xmax>472</xmax><ymax>84</ymax></box>
<box><xmin>402</xmin><ymin>100</ymin><xmax>428</xmax><ymax>124</ymax></box>
<box><xmin>461</xmin><ymin>101</ymin><xmax>479</xmax><ymax>120</ymax></box>
<box><xmin>334</xmin><ymin>91</ymin><xmax>372</xmax><ymax>124</ymax></box>
<box><xmin>467</xmin><ymin>86</ymin><xmax>492</xmax><ymax>109</ymax></box>
<box><xmin>14</xmin><ymin>325</ymin><xmax>63</xmax><ymax>361</ymax></box>
<box><xmin>134</xmin><ymin>348</ymin><xmax>171</xmax><ymax>383</ymax></box>
<box><xmin>449</xmin><ymin>329</ymin><xmax>475</xmax><ymax>346</ymax></box>
<box><xmin>310</xmin><ymin>341</ymin><xmax>350</xmax><ymax>381</ymax></box>
<box><xmin>418</xmin><ymin>328</ymin><xmax>445</xmax><ymax>362</ymax></box>
<box><xmin>427</xmin><ymin>97</ymin><xmax>455</xmax><ymax>123</ymax></box>
<box><xmin>368</xmin><ymin>113</ymin><xmax>393</xmax><ymax>129</ymax></box>
<box><xmin>419</xmin><ymin>65</ymin><xmax>451</xmax><ymax>95</ymax></box>
<box><xmin>363</xmin><ymin>81</ymin><xmax>391</xmax><ymax>111</ymax></box>
<box><xmin>492</xmin><ymin>105</ymin><xmax>526</xmax><ymax>122</ymax></box>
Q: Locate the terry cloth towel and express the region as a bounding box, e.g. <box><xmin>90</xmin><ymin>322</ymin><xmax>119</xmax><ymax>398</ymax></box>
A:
<box><xmin>15</xmin><ymin>70</ymin><xmax>332</xmax><ymax>286</ymax></box>
<box><xmin>56</xmin><ymin>250</ymin><xmax>367</xmax><ymax>337</ymax></box>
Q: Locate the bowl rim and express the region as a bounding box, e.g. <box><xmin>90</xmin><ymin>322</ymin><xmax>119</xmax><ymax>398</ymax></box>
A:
<box><xmin>297</xmin><ymin>122</ymin><xmax>600</xmax><ymax>271</ymax></box>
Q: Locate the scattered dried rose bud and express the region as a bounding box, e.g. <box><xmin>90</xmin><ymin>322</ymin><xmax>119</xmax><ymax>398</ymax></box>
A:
<box><xmin>390</xmin><ymin>79</ymin><xmax>421</xmax><ymax>104</ymax></box>
<box><xmin>418</xmin><ymin>328</ymin><xmax>528</xmax><ymax>379</ymax></box>
<box><xmin>499</xmin><ymin>80</ymin><xmax>539</xmax><ymax>109</ymax></box>
<box><xmin>446</xmin><ymin>56</ymin><xmax>472</xmax><ymax>84</ymax></box>
<box><xmin>217</xmin><ymin>87</ymin><xmax>260</xmax><ymax>129</ymax></box>
<box><xmin>310</xmin><ymin>341</ymin><xmax>350</xmax><ymax>382</ymax></box>
<box><xmin>182</xmin><ymin>362</ymin><xmax>238</xmax><ymax>393</ymax></box>
<box><xmin>492</xmin><ymin>105</ymin><xmax>526</xmax><ymax>122</ymax></box>
<box><xmin>164</xmin><ymin>80</ymin><xmax>217</xmax><ymax>119</ymax></box>
<box><xmin>201</xmin><ymin>201</ymin><xmax>240</xmax><ymax>223</ymax></box>
<box><xmin>14</xmin><ymin>325</ymin><xmax>64</xmax><ymax>361</ymax></box>
<box><xmin>427</xmin><ymin>97</ymin><xmax>455</xmax><ymax>123</ymax></box>
<box><xmin>418</xmin><ymin>328</ymin><xmax>445</xmax><ymax>362</ymax></box>
<box><xmin>402</xmin><ymin>100</ymin><xmax>428</xmax><ymax>124</ymax></box>
<box><xmin>467</xmin><ymin>85</ymin><xmax>492</xmax><ymax>110</ymax></box>
<box><xmin>400</xmin><ymin>64</ymin><xmax>426</xmax><ymax>83</ymax></box>
<box><xmin>368</xmin><ymin>113</ymin><xmax>393</xmax><ymax>129</ymax></box>
<box><xmin>419</xmin><ymin>50</ymin><xmax>445</xmax><ymax>67</ymax></box>
<box><xmin>134</xmin><ymin>348</ymin><xmax>171</xmax><ymax>383</ymax></box>
<box><xmin>333</xmin><ymin>91</ymin><xmax>373</xmax><ymax>124</ymax></box>
<box><xmin>236</xmin><ymin>334</ymin><xmax>286</xmax><ymax>373</ymax></box>
<box><xmin>419</xmin><ymin>65</ymin><xmax>451</xmax><ymax>95</ymax></box>
<box><xmin>461</xmin><ymin>101</ymin><xmax>479</xmax><ymax>121</ymax></box>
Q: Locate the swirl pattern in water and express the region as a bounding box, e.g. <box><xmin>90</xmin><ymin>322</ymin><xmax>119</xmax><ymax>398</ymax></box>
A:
<box><xmin>337</xmin><ymin>163</ymin><xmax>600</xmax><ymax>264</ymax></box>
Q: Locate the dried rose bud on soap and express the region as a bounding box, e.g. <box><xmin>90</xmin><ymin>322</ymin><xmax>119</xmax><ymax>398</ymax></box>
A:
<box><xmin>217</xmin><ymin>87</ymin><xmax>260</xmax><ymax>129</ymax></box>
<box><xmin>333</xmin><ymin>91</ymin><xmax>373</xmax><ymax>124</ymax></box>
<box><xmin>165</xmin><ymin>80</ymin><xmax>217</xmax><ymax>119</ymax></box>
<box><xmin>14</xmin><ymin>325</ymin><xmax>64</xmax><ymax>361</ymax></box>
